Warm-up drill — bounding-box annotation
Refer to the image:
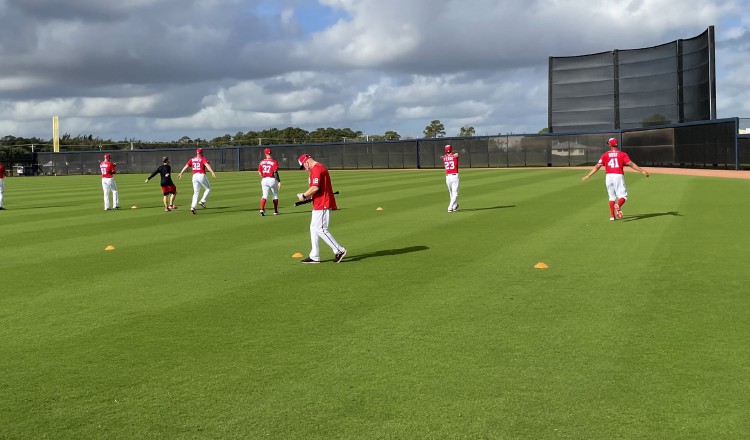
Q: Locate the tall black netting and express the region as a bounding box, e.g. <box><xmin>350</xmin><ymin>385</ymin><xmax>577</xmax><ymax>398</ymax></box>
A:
<box><xmin>549</xmin><ymin>51</ymin><xmax>616</xmax><ymax>133</ymax></box>
<box><xmin>681</xmin><ymin>28</ymin><xmax>713</xmax><ymax>122</ymax></box>
<box><xmin>549</xmin><ymin>27</ymin><xmax>715</xmax><ymax>133</ymax></box>
<box><xmin>618</xmin><ymin>43</ymin><xmax>679</xmax><ymax>128</ymax></box>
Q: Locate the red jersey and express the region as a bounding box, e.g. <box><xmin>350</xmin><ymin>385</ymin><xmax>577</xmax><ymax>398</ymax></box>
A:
<box><xmin>100</xmin><ymin>161</ymin><xmax>116</xmax><ymax>178</ymax></box>
<box><xmin>187</xmin><ymin>156</ymin><xmax>209</xmax><ymax>174</ymax></box>
<box><xmin>0</xmin><ymin>164</ymin><xmax>5</xmax><ymax>179</ymax></box>
<box><xmin>308</xmin><ymin>163</ymin><xmax>337</xmax><ymax>210</ymax></box>
<box><xmin>258</xmin><ymin>158</ymin><xmax>279</xmax><ymax>177</ymax></box>
<box><xmin>441</xmin><ymin>153</ymin><xmax>458</xmax><ymax>175</ymax></box>
<box><xmin>598</xmin><ymin>150</ymin><xmax>631</xmax><ymax>175</ymax></box>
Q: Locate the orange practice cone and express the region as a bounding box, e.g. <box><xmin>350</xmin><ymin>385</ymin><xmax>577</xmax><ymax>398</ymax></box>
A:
<box><xmin>534</xmin><ymin>262</ymin><xmax>548</xmax><ymax>269</ymax></box>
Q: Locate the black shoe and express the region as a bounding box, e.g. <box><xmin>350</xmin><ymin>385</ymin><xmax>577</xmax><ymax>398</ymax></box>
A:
<box><xmin>301</xmin><ymin>258</ymin><xmax>319</xmax><ymax>264</ymax></box>
<box><xmin>200</xmin><ymin>201</ymin><xmax>206</xmax><ymax>208</ymax></box>
<box><xmin>334</xmin><ymin>250</ymin><xmax>347</xmax><ymax>263</ymax></box>
<box><xmin>0</xmin><ymin>207</ymin><xmax>5</xmax><ymax>210</ymax></box>
<box><xmin>260</xmin><ymin>210</ymin><xmax>266</xmax><ymax>216</ymax></box>
<box><xmin>191</xmin><ymin>208</ymin><xmax>196</xmax><ymax>215</ymax></box>
<box><xmin>114</xmin><ymin>206</ymin><xmax>121</xmax><ymax>210</ymax></box>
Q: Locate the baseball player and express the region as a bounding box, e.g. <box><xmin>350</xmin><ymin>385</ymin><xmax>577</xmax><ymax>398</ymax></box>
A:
<box><xmin>582</xmin><ymin>137</ymin><xmax>650</xmax><ymax>220</ymax></box>
<box><xmin>100</xmin><ymin>153</ymin><xmax>120</xmax><ymax>210</ymax></box>
<box><xmin>258</xmin><ymin>148</ymin><xmax>281</xmax><ymax>216</ymax></box>
<box><xmin>178</xmin><ymin>147</ymin><xmax>216</xmax><ymax>215</ymax></box>
<box><xmin>297</xmin><ymin>153</ymin><xmax>347</xmax><ymax>264</ymax></box>
<box><xmin>441</xmin><ymin>144</ymin><xmax>459</xmax><ymax>212</ymax></box>
<box><xmin>0</xmin><ymin>162</ymin><xmax>6</xmax><ymax>210</ymax></box>
<box><xmin>145</xmin><ymin>156</ymin><xmax>178</xmax><ymax>212</ymax></box>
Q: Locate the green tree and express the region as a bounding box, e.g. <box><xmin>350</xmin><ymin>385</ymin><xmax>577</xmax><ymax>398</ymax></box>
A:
<box><xmin>538</xmin><ymin>127</ymin><xmax>549</xmax><ymax>134</ymax></box>
<box><xmin>383</xmin><ymin>131</ymin><xmax>401</xmax><ymax>140</ymax></box>
<box><xmin>423</xmin><ymin>120</ymin><xmax>445</xmax><ymax>138</ymax></box>
<box><xmin>459</xmin><ymin>125</ymin><xmax>475</xmax><ymax>137</ymax></box>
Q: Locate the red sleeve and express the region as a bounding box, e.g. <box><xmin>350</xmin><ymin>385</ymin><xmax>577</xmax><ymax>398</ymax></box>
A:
<box><xmin>309</xmin><ymin>166</ymin><xmax>321</xmax><ymax>188</ymax></box>
<box><xmin>621</xmin><ymin>152</ymin><xmax>632</xmax><ymax>165</ymax></box>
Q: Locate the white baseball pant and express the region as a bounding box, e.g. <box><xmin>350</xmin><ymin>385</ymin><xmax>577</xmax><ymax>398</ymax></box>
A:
<box><xmin>102</xmin><ymin>177</ymin><xmax>119</xmax><ymax>210</ymax></box>
<box><xmin>261</xmin><ymin>177</ymin><xmax>279</xmax><ymax>200</ymax></box>
<box><xmin>309</xmin><ymin>209</ymin><xmax>346</xmax><ymax>261</ymax></box>
<box><xmin>605</xmin><ymin>173</ymin><xmax>627</xmax><ymax>201</ymax></box>
<box><xmin>0</xmin><ymin>178</ymin><xmax>5</xmax><ymax>207</ymax></box>
<box><xmin>445</xmin><ymin>173</ymin><xmax>459</xmax><ymax>211</ymax></box>
<box><xmin>192</xmin><ymin>173</ymin><xmax>211</xmax><ymax>208</ymax></box>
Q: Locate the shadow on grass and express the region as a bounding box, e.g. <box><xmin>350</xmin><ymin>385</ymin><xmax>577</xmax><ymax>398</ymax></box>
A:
<box><xmin>623</xmin><ymin>211</ymin><xmax>680</xmax><ymax>222</ymax></box>
<box><xmin>345</xmin><ymin>245</ymin><xmax>429</xmax><ymax>262</ymax></box>
<box><xmin>458</xmin><ymin>205</ymin><xmax>516</xmax><ymax>212</ymax></box>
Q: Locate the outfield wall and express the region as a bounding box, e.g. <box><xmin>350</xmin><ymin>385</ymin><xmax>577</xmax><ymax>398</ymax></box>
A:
<box><xmin>24</xmin><ymin>118</ymin><xmax>749</xmax><ymax>175</ymax></box>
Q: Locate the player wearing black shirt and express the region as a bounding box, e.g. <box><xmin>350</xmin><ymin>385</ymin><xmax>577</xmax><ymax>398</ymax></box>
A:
<box><xmin>145</xmin><ymin>157</ymin><xmax>178</xmax><ymax>211</ymax></box>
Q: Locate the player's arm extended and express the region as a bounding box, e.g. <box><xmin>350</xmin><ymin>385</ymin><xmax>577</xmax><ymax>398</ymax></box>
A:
<box><xmin>178</xmin><ymin>164</ymin><xmax>189</xmax><ymax>179</ymax></box>
<box><xmin>627</xmin><ymin>161</ymin><xmax>649</xmax><ymax>177</ymax></box>
<box><xmin>205</xmin><ymin>162</ymin><xmax>216</xmax><ymax>178</ymax></box>
<box><xmin>582</xmin><ymin>164</ymin><xmax>602</xmax><ymax>181</ymax></box>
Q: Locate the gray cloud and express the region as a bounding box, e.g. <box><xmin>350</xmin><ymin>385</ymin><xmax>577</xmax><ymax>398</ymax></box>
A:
<box><xmin>0</xmin><ymin>0</ymin><xmax>745</xmax><ymax>141</ymax></box>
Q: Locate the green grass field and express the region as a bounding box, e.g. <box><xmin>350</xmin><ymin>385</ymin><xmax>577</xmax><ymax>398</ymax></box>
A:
<box><xmin>1</xmin><ymin>168</ymin><xmax>749</xmax><ymax>439</ymax></box>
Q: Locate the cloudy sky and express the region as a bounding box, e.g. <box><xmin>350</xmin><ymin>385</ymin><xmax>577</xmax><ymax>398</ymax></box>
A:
<box><xmin>1</xmin><ymin>0</ymin><xmax>748</xmax><ymax>142</ymax></box>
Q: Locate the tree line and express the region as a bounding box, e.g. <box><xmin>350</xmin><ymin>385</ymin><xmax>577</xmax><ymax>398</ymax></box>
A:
<box><xmin>0</xmin><ymin>120</ymin><xmax>542</xmax><ymax>153</ymax></box>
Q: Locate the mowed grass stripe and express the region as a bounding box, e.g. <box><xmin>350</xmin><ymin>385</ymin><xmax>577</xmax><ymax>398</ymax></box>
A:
<box><xmin>1</xmin><ymin>169</ymin><xmax>749</xmax><ymax>439</ymax></box>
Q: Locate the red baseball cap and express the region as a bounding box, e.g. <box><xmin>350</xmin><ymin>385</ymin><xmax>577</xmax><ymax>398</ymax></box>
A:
<box><xmin>298</xmin><ymin>154</ymin><xmax>311</xmax><ymax>169</ymax></box>
<box><xmin>104</xmin><ymin>153</ymin><xmax>111</xmax><ymax>159</ymax></box>
<box><xmin>444</xmin><ymin>145</ymin><xmax>452</xmax><ymax>152</ymax></box>
<box><xmin>608</xmin><ymin>138</ymin><xmax>618</xmax><ymax>147</ymax></box>
<box><xmin>197</xmin><ymin>147</ymin><xmax>203</xmax><ymax>154</ymax></box>
<box><xmin>264</xmin><ymin>148</ymin><xmax>272</xmax><ymax>155</ymax></box>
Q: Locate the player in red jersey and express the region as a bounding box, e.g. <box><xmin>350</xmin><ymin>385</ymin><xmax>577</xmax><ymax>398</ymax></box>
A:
<box><xmin>178</xmin><ymin>147</ymin><xmax>216</xmax><ymax>215</ymax></box>
<box><xmin>441</xmin><ymin>144</ymin><xmax>459</xmax><ymax>212</ymax></box>
<box><xmin>582</xmin><ymin>137</ymin><xmax>649</xmax><ymax>220</ymax></box>
<box><xmin>145</xmin><ymin>156</ymin><xmax>178</xmax><ymax>212</ymax></box>
<box><xmin>0</xmin><ymin>162</ymin><xmax>6</xmax><ymax>209</ymax></box>
<box><xmin>100</xmin><ymin>153</ymin><xmax>120</xmax><ymax>210</ymax></box>
<box><xmin>258</xmin><ymin>148</ymin><xmax>281</xmax><ymax>216</ymax></box>
<box><xmin>296</xmin><ymin>154</ymin><xmax>347</xmax><ymax>263</ymax></box>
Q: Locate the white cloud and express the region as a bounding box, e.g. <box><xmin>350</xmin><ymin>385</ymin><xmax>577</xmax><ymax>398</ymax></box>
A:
<box><xmin>0</xmin><ymin>0</ymin><xmax>746</xmax><ymax>141</ymax></box>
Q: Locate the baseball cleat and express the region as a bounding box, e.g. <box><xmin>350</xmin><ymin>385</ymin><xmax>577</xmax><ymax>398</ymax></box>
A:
<box><xmin>199</xmin><ymin>201</ymin><xmax>206</xmax><ymax>208</ymax></box>
<box><xmin>260</xmin><ymin>210</ymin><xmax>266</xmax><ymax>216</ymax></box>
<box><xmin>191</xmin><ymin>208</ymin><xmax>196</xmax><ymax>215</ymax></box>
<box><xmin>274</xmin><ymin>212</ymin><xmax>279</xmax><ymax>216</ymax></box>
<box><xmin>165</xmin><ymin>207</ymin><xmax>171</xmax><ymax>212</ymax></box>
<box><xmin>609</xmin><ymin>217</ymin><xmax>615</xmax><ymax>221</ymax></box>
<box><xmin>301</xmin><ymin>258</ymin><xmax>320</xmax><ymax>264</ymax></box>
<box><xmin>614</xmin><ymin>203</ymin><xmax>622</xmax><ymax>219</ymax></box>
<box><xmin>334</xmin><ymin>250</ymin><xmax>347</xmax><ymax>263</ymax></box>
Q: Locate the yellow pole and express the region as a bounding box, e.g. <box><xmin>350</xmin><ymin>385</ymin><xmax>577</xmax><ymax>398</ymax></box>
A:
<box><xmin>52</xmin><ymin>116</ymin><xmax>60</xmax><ymax>152</ymax></box>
